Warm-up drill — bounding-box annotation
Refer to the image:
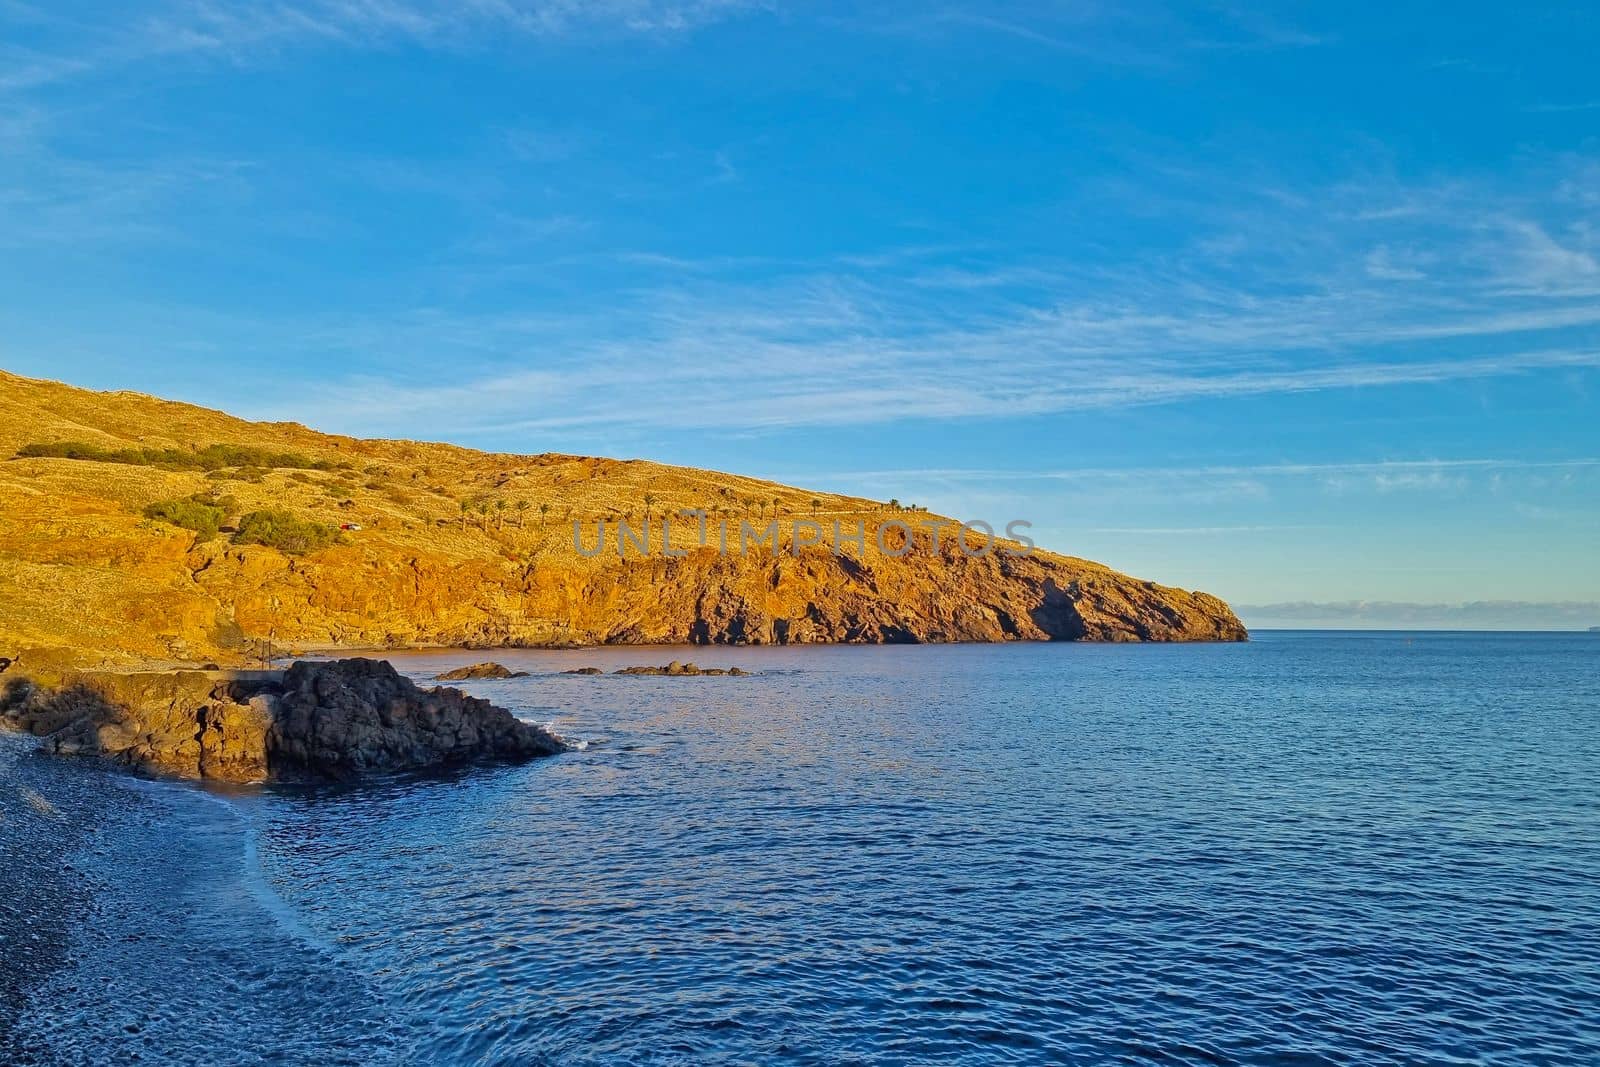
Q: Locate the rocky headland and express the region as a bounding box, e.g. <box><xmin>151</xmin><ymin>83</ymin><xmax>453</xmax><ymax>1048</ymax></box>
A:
<box><xmin>0</xmin><ymin>369</ymin><xmax>1247</xmax><ymax>669</ymax></box>
<box><xmin>0</xmin><ymin>657</ymin><xmax>565</xmax><ymax>783</ymax></box>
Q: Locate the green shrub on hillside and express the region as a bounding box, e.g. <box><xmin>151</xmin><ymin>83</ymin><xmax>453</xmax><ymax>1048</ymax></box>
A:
<box><xmin>232</xmin><ymin>510</ymin><xmax>342</xmax><ymax>555</ymax></box>
<box><xmin>16</xmin><ymin>440</ymin><xmax>354</xmax><ymax>472</ymax></box>
<box><xmin>208</xmin><ymin>465</ymin><xmax>267</xmax><ymax>483</ymax></box>
<box><xmin>143</xmin><ymin>496</ymin><xmax>228</xmax><ymax>541</ymax></box>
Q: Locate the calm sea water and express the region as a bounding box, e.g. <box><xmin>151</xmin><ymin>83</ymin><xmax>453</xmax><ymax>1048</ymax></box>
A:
<box><xmin>3</xmin><ymin>632</ymin><xmax>1599</xmax><ymax>1065</ymax></box>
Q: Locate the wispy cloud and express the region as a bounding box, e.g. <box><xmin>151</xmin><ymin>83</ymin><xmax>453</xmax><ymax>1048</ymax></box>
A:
<box><xmin>265</xmin><ymin>314</ymin><xmax>1600</xmax><ymax>435</ymax></box>
<box><xmin>796</xmin><ymin>458</ymin><xmax>1600</xmax><ymax>488</ymax></box>
<box><xmin>1364</xmin><ymin>244</ymin><xmax>1428</xmax><ymax>281</ymax></box>
<box><xmin>1186</xmin><ymin>6</ymin><xmax>1330</xmax><ymax>50</ymax></box>
<box><xmin>1237</xmin><ymin>600</ymin><xmax>1600</xmax><ymax>629</ymax></box>
<box><xmin>0</xmin><ymin>0</ymin><xmax>763</xmax><ymax>91</ymax></box>
<box><xmin>1087</xmin><ymin>524</ymin><xmax>1315</xmax><ymax>535</ymax></box>
<box><xmin>1498</xmin><ymin>220</ymin><xmax>1600</xmax><ymax>291</ymax></box>
<box><xmin>6</xmin><ymin>4</ymin><xmax>1600</xmax><ymax>449</ymax></box>
<box><xmin>0</xmin><ymin>110</ymin><xmax>256</xmax><ymax>248</ymax></box>
<box><xmin>217</xmin><ymin>149</ymin><xmax>1600</xmax><ymax>440</ymax></box>
<box><xmin>15</xmin><ymin>147</ymin><xmax>1600</xmax><ymax>439</ymax></box>
<box><xmin>502</xmin><ymin>125</ymin><xmax>587</xmax><ymax>164</ymax></box>
<box><xmin>1524</xmin><ymin>100</ymin><xmax>1600</xmax><ymax>113</ymax></box>
<box><xmin>897</xmin><ymin>3</ymin><xmax>1325</xmax><ymax>67</ymax></box>
<box><xmin>708</xmin><ymin>148</ymin><xmax>740</xmax><ymax>185</ymax></box>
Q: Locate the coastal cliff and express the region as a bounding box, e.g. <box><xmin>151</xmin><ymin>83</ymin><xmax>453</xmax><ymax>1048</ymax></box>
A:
<box><xmin>0</xmin><ymin>658</ymin><xmax>565</xmax><ymax>782</ymax></box>
<box><xmin>0</xmin><ymin>369</ymin><xmax>1246</xmax><ymax>667</ymax></box>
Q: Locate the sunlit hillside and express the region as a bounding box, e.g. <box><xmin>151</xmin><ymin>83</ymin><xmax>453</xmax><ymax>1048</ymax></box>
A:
<box><xmin>0</xmin><ymin>369</ymin><xmax>1245</xmax><ymax>666</ymax></box>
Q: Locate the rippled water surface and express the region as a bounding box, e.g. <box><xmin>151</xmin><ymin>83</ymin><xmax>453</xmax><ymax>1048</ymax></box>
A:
<box><xmin>6</xmin><ymin>632</ymin><xmax>1600</xmax><ymax>1064</ymax></box>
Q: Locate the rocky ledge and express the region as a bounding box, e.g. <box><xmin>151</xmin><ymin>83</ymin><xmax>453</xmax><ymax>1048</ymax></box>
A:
<box><xmin>0</xmin><ymin>658</ymin><xmax>565</xmax><ymax>783</ymax></box>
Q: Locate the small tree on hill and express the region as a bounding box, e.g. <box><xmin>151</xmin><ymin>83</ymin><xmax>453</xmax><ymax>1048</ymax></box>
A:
<box><xmin>233</xmin><ymin>510</ymin><xmax>340</xmax><ymax>555</ymax></box>
<box><xmin>143</xmin><ymin>496</ymin><xmax>226</xmax><ymax>541</ymax></box>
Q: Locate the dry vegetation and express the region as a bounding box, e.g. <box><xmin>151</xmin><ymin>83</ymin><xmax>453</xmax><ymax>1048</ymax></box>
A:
<box><xmin>0</xmin><ymin>370</ymin><xmax>942</xmax><ymax>564</ymax></box>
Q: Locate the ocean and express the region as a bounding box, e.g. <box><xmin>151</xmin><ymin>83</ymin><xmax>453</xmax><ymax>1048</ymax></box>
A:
<box><xmin>3</xmin><ymin>631</ymin><xmax>1598</xmax><ymax>1064</ymax></box>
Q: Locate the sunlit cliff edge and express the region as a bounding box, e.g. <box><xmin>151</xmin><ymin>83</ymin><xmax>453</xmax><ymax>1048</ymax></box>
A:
<box><xmin>0</xmin><ymin>369</ymin><xmax>1246</xmax><ymax>668</ymax></box>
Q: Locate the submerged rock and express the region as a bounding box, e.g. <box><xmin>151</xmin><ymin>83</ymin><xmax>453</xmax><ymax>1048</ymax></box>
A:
<box><xmin>434</xmin><ymin>662</ymin><xmax>529</xmax><ymax>681</ymax></box>
<box><xmin>562</xmin><ymin>667</ymin><xmax>604</xmax><ymax>675</ymax></box>
<box><xmin>0</xmin><ymin>659</ymin><xmax>565</xmax><ymax>783</ymax></box>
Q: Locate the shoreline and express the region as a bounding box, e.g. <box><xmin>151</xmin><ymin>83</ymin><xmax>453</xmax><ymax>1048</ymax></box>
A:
<box><xmin>16</xmin><ymin>629</ymin><xmax>1252</xmax><ymax>677</ymax></box>
<box><xmin>0</xmin><ymin>733</ymin><xmax>86</xmax><ymax>1058</ymax></box>
<box><xmin>0</xmin><ymin>736</ymin><xmax>395</xmax><ymax>1062</ymax></box>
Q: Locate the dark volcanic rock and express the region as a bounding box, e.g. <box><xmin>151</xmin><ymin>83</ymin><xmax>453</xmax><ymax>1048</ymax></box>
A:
<box><xmin>562</xmin><ymin>667</ymin><xmax>604</xmax><ymax>675</ymax></box>
<box><xmin>0</xmin><ymin>658</ymin><xmax>565</xmax><ymax>783</ymax></box>
<box><xmin>270</xmin><ymin>659</ymin><xmax>558</xmax><ymax>777</ymax></box>
<box><xmin>434</xmin><ymin>662</ymin><xmax>529</xmax><ymax>681</ymax></box>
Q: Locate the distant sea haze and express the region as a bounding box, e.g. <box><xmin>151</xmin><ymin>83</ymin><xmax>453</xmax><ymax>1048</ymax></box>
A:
<box><xmin>1239</xmin><ymin>600</ymin><xmax>1600</xmax><ymax>631</ymax></box>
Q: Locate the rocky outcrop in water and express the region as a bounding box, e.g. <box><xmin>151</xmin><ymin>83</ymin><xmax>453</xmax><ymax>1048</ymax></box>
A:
<box><xmin>434</xmin><ymin>662</ymin><xmax>529</xmax><ymax>681</ymax></box>
<box><xmin>613</xmin><ymin>661</ymin><xmax>751</xmax><ymax>676</ymax></box>
<box><xmin>0</xmin><ymin>658</ymin><xmax>564</xmax><ymax>783</ymax></box>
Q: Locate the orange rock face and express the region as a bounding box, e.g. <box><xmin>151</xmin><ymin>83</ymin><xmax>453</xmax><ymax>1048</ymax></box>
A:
<box><xmin>0</xmin><ymin>369</ymin><xmax>1246</xmax><ymax>666</ymax></box>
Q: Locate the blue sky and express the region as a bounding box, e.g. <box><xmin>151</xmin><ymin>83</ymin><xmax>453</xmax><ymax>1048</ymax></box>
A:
<box><xmin>3</xmin><ymin>1</ymin><xmax>1598</xmax><ymax>628</ymax></box>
